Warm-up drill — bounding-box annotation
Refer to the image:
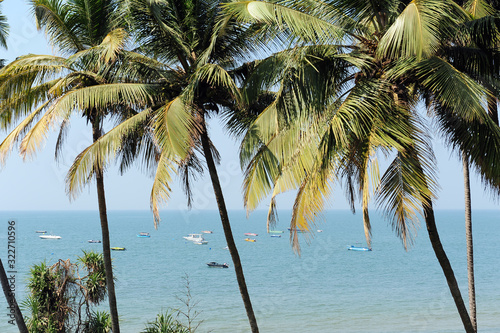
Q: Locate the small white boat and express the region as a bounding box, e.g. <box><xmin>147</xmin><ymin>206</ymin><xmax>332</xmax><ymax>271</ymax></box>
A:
<box><xmin>183</xmin><ymin>234</ymin><xmax>206</xmax><ymax>242</ymax></box>
<box><xmin>194</xmin><ymin>240</ymin><xmax>208</xmax><ymax>245</ymax></box>
<box><xmin>88</xmin><ymin>240</ymin><xmax>101</xmax><ymax>243</ymax></box>
<box><xmin>348</xmin><ymin>245</ymin><xmax>372</xmax><ymax>251</ymax></box>
<box><xmin>201</xmin><ymin>230</ymin><xmax>213</xmax><ymax>234</ymax></box>
<box><xmin>39</xmin><ymin>235</ymin><xmax>61</xmax><ymax>240</ymax></box>
<box><xmin>317</xmin><ymin>229</ymin><xmax>323</xmax><ymax>233</ymax></box>
<box><xmin>207</xmin><ymin>262</ymin><xmax>229</xmax><ymax>268</ymax></box>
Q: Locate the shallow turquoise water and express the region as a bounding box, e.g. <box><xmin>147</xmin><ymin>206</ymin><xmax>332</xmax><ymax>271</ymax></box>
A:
<box><xmin>0</xmin><ymin>209</ymin><xmax>498</xmax><ymax>332</ymax></box>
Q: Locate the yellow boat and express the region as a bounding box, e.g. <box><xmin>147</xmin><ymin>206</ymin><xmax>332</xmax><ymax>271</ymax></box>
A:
<box><xmin>244</xmin><ymin>238</ymin><xmax>256</xmax><ymax>242</ymax></box>
<box><xmin>111</xmin><ymin>247</ymin><xmax>126</xmax><ymax>251</ymax></box>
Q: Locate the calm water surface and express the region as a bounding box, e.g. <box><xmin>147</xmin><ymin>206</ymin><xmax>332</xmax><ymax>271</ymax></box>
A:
<box><xmin>0</xmin><ymin>209</ymin><xmax>498</xmax><ymax>332</ymax></box>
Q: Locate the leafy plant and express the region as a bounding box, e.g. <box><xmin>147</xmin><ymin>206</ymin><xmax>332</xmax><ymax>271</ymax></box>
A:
<box><xmin>141</xmin><ymin>312</ymin><xmax>190</xmax><ymax>333</ymax></box>
<box><xmin>23</xmin><ymin>251</ymin><xmax>109</xmax><ymax>332</ymax></box>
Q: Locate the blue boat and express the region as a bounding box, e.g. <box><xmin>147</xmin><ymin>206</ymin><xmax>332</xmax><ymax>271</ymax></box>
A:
<box><xmin>348</xmin><ymin>245</ymin><xmax>372</xmax><ymax>251</ymax></box>
<box><xmin>271</xmin><ymin>235</ymin><xmax>281</xmax><ymax>238</ymax></box>
<box><xmin>137</xmin><ymin>232</ymin><xmax>150</xmax><ymax>238</ymax></box>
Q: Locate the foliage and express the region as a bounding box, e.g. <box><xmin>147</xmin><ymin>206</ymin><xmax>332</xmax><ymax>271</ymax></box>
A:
<box><xmin>224</xmin><ymin>0</ymin><xmax>500</xmax><ymax>254</ymax></box>
<box><xmin>23</xmin><ymin>252</ymin><xmax>109</xmax><ymax>333</ymax></box>
<box><xmin>83</xmin><ymin>311</ymin><xmax>112</xmax><ymax>333</ymax></box>
<box><xmin>141</xmin><ymin>312</ymin><xmax>190</xmax><ymax>333</ymax></box>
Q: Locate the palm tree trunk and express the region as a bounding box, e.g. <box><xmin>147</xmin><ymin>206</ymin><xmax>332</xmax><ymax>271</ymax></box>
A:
<box><xmin>93</xmin><ymin>124</ymin><xmax>120</xmax><ymax>333</ymax></box>
<box><xmin>422</xmin><ymin>198</ymin><xmax>474</xmax><ymax>333</ymax></box>
<box><xmin>199</xmin><ymin>120</ymin><xmax>259</xmax><ymax>333</ymax></box>
<box><xmin>0</xmin><ymin>259</ymin><xmax>28</xmax><ymax>333</ymax></box>
<box><xmin>462</xmin><ymin>154</ymin><xmax>476</xmax><ymax>332</ymax></box>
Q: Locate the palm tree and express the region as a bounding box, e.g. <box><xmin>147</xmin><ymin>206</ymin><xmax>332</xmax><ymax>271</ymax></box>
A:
<box><xmin>224</xmin><ymin>1</ymin><xmax>500</xmax><ymax>332</ymax></box>
<box><xmin>443</xmin><ymin>2</ymin><xmax>500</xmax><ymax>330</ymax></box>
<box><xmin>0</xmin><ymin>4</ymin><xmax>28</xmax><ymax>332</ymax></box>
<box><xmin>63</xmin><ymin>0</ymin><xmax>268</xmax><ymax>331</ymax></box>
<box><xmin>0</xmin><ymin>1</ymin><xmax>128</xmax><ymax>331</ymax></box>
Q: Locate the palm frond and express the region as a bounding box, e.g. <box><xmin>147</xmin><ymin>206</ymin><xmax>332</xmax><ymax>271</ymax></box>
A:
<box><xmin>153</xmin><ymin>97</ymin><xmax>196</xmax><ymax>159</ymax></box>
<box><xmin>66</xmin><ymin>110</ymin><xmax>151</xmax><ymax>198</ymax></box>
<box><xmin>0</xmin><ymin>101</ymin><xmax>50</xmax><ymax>165</ymax></box>
<box><xmin>31</xmin><ymin>0</ymin><xmax>85</xmax><ymax>53</ymax></box>
<box><xmin>150</xmin><ymin>149</ymin><xmax>178</xmax><ymax>227</ymax></box>
<box><xmin>377</xmin><ymin>0</ymin><xmax>466</xmax><ymax>60</ymax></box>
<box><xmin>223</xmin><ymin>0</ymin><xmax>346</xmax><ymax>44</ymax></box>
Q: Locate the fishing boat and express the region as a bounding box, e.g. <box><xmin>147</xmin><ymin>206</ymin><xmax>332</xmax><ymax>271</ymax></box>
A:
<box><xmin>39</xmin><ymin>235</ymin><xmax>61</xmax><ymax>239</ymax></box>
<box><xmin>245</xmin><ymin>238</ymin><xmax>256</xmax><ymax>242</ymax></box>
<box><xmin>35</xmin><ymin>230</ymin><xmax>47</xmax><ymax>234</ymax></box>
<box><xmin>288</xmin><ymin>228</ymin><xmax>306</xmax><ymax>233</ymax></box>
<box><xmin>269</xmin><ymin>230</ymin><xmax>284</xmax><ymax>234</ymax></box>
<box><xmin>244</xmin><ymin>233</ymin><xmax>258</xmax><ymax>236</ymax></box>
<box><xmin>201</xmin><ymin>230</ymin><xmax>213</xmax><ymax>234</ymax></box>
<box><xmin>137</xmin><ymin>232</ymin><xmax>150</xmax><ymax>238</ymax></box>
<box><xmin>348</xmin><ymin>245</ymin><xmax>372</xmax><ymax>251</ymax></box>
<box><xmin>111</xmin><ymin>247</ymin><xmax>126</xmax><ymax>251</ymax></box>
<box><xmin>271</xmin><ymin>235</ymin><xmax>281</xmax><ymax>238</ymax></box>
<box><xmin>183</xmin><ymin>234</ymin><xmax>205</xmax><ymax>242</ymax></box>
<box><xmin>88</xmin><ymin>240</ymin><xmax>101</xmax><ymax>243</ymax></box>
<box><xmin>206</xmin><ymin>262</ymin><xmax>229</xmax><ymax>268</ymax></box>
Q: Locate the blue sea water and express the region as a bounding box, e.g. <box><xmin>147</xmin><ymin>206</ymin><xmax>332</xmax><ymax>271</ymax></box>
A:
<box><xmin>0</xmin><ymin>209</ymin><xmax>498</xmax><ymax>332</ymax></box>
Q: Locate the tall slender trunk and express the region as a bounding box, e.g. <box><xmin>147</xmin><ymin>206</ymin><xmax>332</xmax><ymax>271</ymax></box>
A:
<box><xmin>0</xmin><ymin>259</ymin><xmax>28</xmax><ymax>333</ymax></box>
<box><xmin>93</xmin><ymin>124</ymin><xmax>120</xmax><ymax>333</ymax></box>
<box><xmin>199</xmin><ymin>120</ymin><xmax>259</xmax><ymax>333</ymax></box>
<box><xmin>422</xmin><ymin>198</ymin><xmax>474</xmax><ymax>333</ymax></box>
<box><xmin>462</xmin><ymin>154</ymin><xmax>476</xmax><ymax>332</ymax></box>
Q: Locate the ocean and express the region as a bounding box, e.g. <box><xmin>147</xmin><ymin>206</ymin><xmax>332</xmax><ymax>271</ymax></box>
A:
<box><xmin>0</xmin><ymin>209</ymin><xmax>498</xmax><ymax>332</ymax></box>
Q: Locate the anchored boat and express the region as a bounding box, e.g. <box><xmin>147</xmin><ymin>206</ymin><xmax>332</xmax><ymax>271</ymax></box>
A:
<box><xmin>347</xmin><ymin>245</ymin><xmax>372</xmax><ymax>251</ymax></box>
<box><xmin>207</xmin><ymin>262</ymin><xmax>229</xmax><ymax>268</ymax></box>
<box><xmin>39</xmin><ymin>235</ymin><xmax>61</xmax><ymax>239</ymax></box>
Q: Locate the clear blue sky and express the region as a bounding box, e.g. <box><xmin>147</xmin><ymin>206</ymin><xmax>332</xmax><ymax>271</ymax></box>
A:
<box><xmin>0</xmin><ymin>1</ymin><xmax>498</xmax><ymax>214</ymax></box>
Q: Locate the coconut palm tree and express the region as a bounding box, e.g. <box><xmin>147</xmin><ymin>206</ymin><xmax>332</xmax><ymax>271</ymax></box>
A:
<box><xmin>224</xmin><ymin>1</ymin><xmax>500</xmax><ymax>332</ymax></box>
<box><xmin>443</xmin><ymin>1</ymin><xmax>500</xmax><ymax>330</ymax></box>
<box><xmin>0</xmin><ymin>4</ymin><xmax>28</xmax><ymax>332</ymax></box>
<box><xmin>0</xmin><ymin>1</ymin><xmax>128</xmax><ymax>331</ymax></box>
<box><xmin>63</xmin><ymin>0</ymin><xmax>269</xmax><ymax>331</ymax></box>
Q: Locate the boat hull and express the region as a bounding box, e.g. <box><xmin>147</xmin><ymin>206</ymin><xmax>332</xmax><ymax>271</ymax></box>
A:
<box><xmin>39</xmin><ymin>235</ymin><xmax>61</xmax><ymax>239</ymax></box>
<box><xmin>348</xmin><ymin>246</ymin><xmax>372</xmax><ymax>251</ymax></box>
<box><xmin>207</xmin><ymin>262</ymin><xmax>228</xmax><ymax>268</ymax></box>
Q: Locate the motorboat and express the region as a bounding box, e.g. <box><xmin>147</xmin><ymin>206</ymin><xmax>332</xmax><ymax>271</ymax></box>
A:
<box><xmin>317</xmin><ymin>230</ymin><xmax>324</xmax><ymax>233</ymax></box>
<box><xmin>270</xmin><ymin>235</ymin><xmax>281</xmax><ymax>238</ymax></box>
<box><xmin>183</xmin><ymin>234</ymin><xmax>205</xmax><ymax>242</ymax></box>
<box><xmin>194</xmin><ymin>240</ymin><xmax>208</xmax><ymax>245</ymax></box>
<box><xmin>348</xmin><ymin>245</ymin><xmax>372</xmax><ymax>251</ymax></box>
<box><xmin>88</xmin><ymin>240</ymin><xmax>101</xmax><ymax>243</ymax></box>
<box><xmin>269</xmin><ymin>230</ymin><xmax>284</xmax><ymax>234</ymax></box>
<box><xmin>244</xmin><ymin>233</ymin><xmax>258</xmax><ymax>236</ymax></box>
<box><xmin>201</xmin><ymin>230</ymin><xmax>213</xmax><ymax>234</ymax></box>
<box><xmin>244</xmin><ymin>238</ymin><xmax>256</xmax><ymax>242</ymax></box>
<box><xmin>206</xmin><ymin>262</ymin><xmax>229</xmax><ymax>268</ymax></box>
<box><xmin>35</xmin><ymin>230</ymin><xmax>47</xmax><ymax>234</ymax></box>
<box><xmin>39</xmin><ymin>235</ymin><xmax>61</xmax><ymax>239</ymax></box>
<box><xmin>137</xmin><ymin>232</ymin><xmax>150</xmax><ymax>238</ymax></box>
<box><xmin>288</xmin><ymin>228</ymin><xmax>306</xmax><ymax>233</ymax></box>
<box><xmin>111</xmin><ymin>247</ymin><xmax>126</xmax><ymax>251</ymax></box>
